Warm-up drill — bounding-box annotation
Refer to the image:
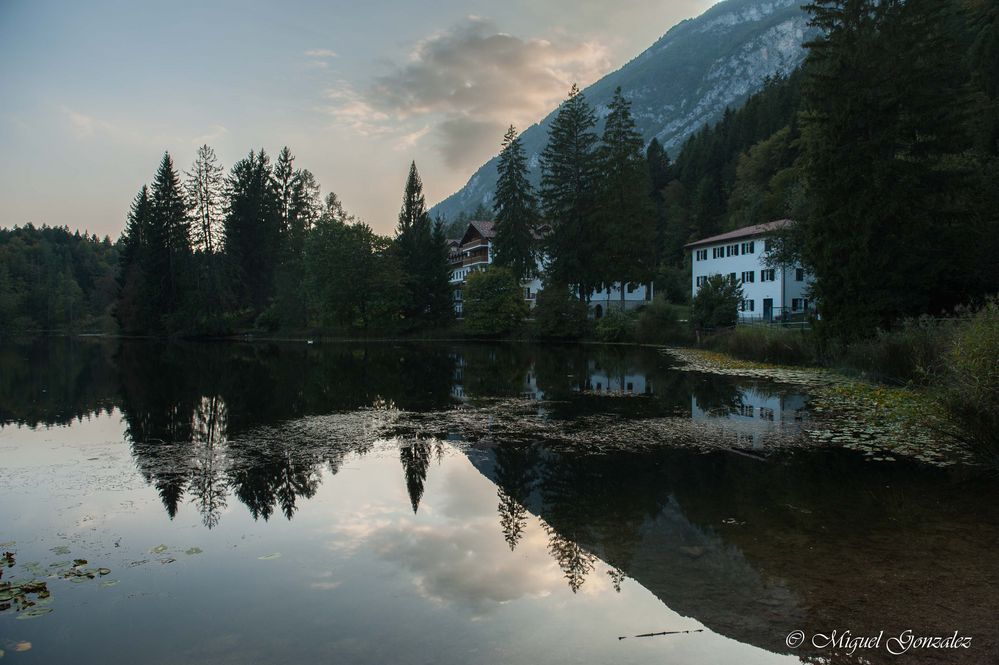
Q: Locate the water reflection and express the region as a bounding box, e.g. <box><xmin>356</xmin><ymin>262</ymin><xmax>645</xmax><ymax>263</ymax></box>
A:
<box><xmin>2</xmin><ymin>339</ymin><xmax>998</xmax><ymax>663</ymax></box>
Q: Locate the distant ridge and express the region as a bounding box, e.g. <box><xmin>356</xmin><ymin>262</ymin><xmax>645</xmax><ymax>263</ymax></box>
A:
<box><xmin>429</xmin><ymin>0</ymin><xmax>814</xmax><ymax>222</ymax></box>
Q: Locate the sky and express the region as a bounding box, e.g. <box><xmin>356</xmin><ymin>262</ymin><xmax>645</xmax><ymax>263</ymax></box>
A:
<box><xmin>0</xmin><ymin>0</ymin><xmax>715</xmax><ymax>238</ymax></box>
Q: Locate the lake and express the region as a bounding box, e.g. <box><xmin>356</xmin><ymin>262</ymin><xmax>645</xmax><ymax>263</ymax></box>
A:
<box><xmin>1</xmin><ymin>338</ymin><xmax>996</xmax><ymax>664</ymax></box>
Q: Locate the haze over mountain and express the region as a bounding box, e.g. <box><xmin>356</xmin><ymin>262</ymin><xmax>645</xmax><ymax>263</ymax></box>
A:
<box><xmin>429</xmin><ymin>0</ymin><xmax>815</xmax><ymax>223</ymax></box>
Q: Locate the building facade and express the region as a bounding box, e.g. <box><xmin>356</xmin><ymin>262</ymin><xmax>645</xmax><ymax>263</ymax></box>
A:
<box><xmin>448</xmin><ymin>220</ymin><xmax>652</xmax><ymax>318</ymax></box>
<box><xmin>686</xmin><ymin>220</ymin><xmax>813</xmax><ymax>322</ymax></box>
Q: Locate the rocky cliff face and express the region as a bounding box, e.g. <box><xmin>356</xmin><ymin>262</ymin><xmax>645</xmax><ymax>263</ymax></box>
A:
<box><xmin>429</xmin><ymin>0</ymin><xmax>814</xmax><ymax>224</ymax></box>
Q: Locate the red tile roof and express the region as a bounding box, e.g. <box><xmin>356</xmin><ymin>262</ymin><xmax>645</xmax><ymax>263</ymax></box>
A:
<box><xmin>684</xmin><ymin>219</ymin><xmax>793</xmax><ymax>250</ymax></box>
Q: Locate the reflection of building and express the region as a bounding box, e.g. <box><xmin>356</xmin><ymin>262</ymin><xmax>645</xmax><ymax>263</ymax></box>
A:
<box><xmin>448</xmin><ymin>220</ymin><xmax>653</xmax><ymax>318</ymax></box>
<box><xmin>691</xmin><ymin>385</ymin><xmax>807</xmax><ymax>448</ymax></box>
<box><xmin>450</xmin><ymin>352</ymin><xmax>467</xmax><ymax>401</ymax></box>
<box><xmin>583</xmin><ymin>361</ymin><xmax>652</xmax><ymax>395</ymax></box>
<box><xmin>686</xmin><ymin>220</ymin><xmax>814</xmax><ymax>322</ymax></box>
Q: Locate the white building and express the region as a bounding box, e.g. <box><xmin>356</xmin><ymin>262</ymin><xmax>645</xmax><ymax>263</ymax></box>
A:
<box><xmin>449</xmin><ymin>220</ymin><xmax>652</xmax><ymax>318</ymax></box>
<box><xmin>686</xmin><ymin>220</ymin><xmax>813</xmax><ymax>322</ymax></box>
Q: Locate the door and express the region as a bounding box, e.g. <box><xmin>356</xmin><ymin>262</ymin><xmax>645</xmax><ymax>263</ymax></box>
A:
<box><xmin>763</xmin><ymin>298</ymin><xmax>773</xmax><ymax>322</ymax></box>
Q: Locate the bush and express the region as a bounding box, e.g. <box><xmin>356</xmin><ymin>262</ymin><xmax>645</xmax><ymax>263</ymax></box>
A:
<box><xmin>255</xmin><ymin>304</ymin><xmax>282</xmax><ymax>333</ymax></box>
<box><xmin>706</xmin><ymin>325</ymin><xmax>816</xmax><ymax>365</ymax></box>
<box><xmin>828</xmin><ymin>316</ymin><xmax>956</xmax><ymax>385</ymax></box>
<box><xmin>939</xmin><ymin>300</ymin><xmax>999</xmax><ymax>456</ymax></box>
<box><xmin>463</xmin><ymin>267</ymin><xmax>528</xmax><ymax>337</ymax></box>
<box><xmin>635</xmin><ymin>295</ymin><xmax>692</xmax><ymax>344</ymax></box>
<box><xmin>595</xmin><ymin>308</ymin><xmax>635</xmax><ymax>342</ymax></box>
<box><xmin>534</xmin><ymin>285</ymin><xmax>588</xmax><ymax>339</ymax></box>
<box><xmin>691</xmin><ymin>275</ymin><xmax>742</xmax><ymax>330</ymax></box>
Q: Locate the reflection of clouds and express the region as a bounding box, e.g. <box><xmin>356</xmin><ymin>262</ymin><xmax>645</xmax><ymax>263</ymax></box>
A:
<box><xmin>325</xmin><ymin>454</ymin><xmax>614</xmax><ymax>616</ymax></box>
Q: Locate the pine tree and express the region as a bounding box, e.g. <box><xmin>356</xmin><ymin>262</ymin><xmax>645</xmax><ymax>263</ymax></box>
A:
<box><xmin>492</xmin><ymin>125</ymin><xmax>538</xmax><ymax>282</ymax></box>
<box><xmin>801</xmin><ymin>0</ymin><xmax>977</xmax><ymax>337</ymax></box>
<box><xmin>224</xmin><ymin>149</ymin><xmax>281</xmax><ymax>313</ymax></box>
<box><xmin>646</xmin><ymin>138</ymin><xmax>672</xmax><ymax>262</ymax></box>
<box><xmin>116</xmin><ymin>185</ymin><xmax>154</xmax><ymax>332</ymax></box>
<box><xmin>148</xmin><ymin>152</ymin><xmax>191</xmax><ymax>328</ymax></box>
<box><xmin>394</xmin><ymin>162</ymin><xmax>452</xmax><ymax>326</ymax></box>
<box><xmin>596</xmin><ymin>87</ymin><xmax>656</xmax><ymax>305</ymax></box>
<box><xmin>186</xmin><ymin>145</ymin><xmax>225</xmax><ymax>254</ymax></box>
<box><xmin>540</xmin><ymin>85</ymin><xmax>601</xmax><ymax>301</ymax></box>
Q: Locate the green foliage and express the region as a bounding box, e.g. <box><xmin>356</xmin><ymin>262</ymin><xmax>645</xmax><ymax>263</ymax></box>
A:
<box><xmin>595</xmin><ymin>309</ymin><xmax>635</xmax><ymax>343</ymax></box>
<box><xmin>224</xmin><ymin>149</ymin><xmax>282</xmax><ymax>314</ymax></box>
<box><xmin>306</xmin><ymin>198</ymin><xmax>406</xmax><ymax>333</ymax></box>
<box><xmin>463</xmin><ymin>267</ymin><xmax>528</xmax><ymax>337</ymax></box>
<box><xmin>691</xmin><ymin>275</ymin><xmax>742</xmax><ymax>330</ymax></box>
<box><xmin>635</xmin><ymin>296</ymin><xmax>691</xmax><ymax>344</ymax></box>
<box><xmin>596</xmin><ymin>87</ymin><xmax>657</xmax><ymax>296</ymax></box>
<box><xmin>492</xmin><ymin>126</ymin><xmax>538</xmax><ymax>282</ymax></box>
<box><xmin>654</xmin><ymin>262</ymin><xmax>691</xmax><ymax>305</ymax></box>
<box><xmin>534</xmin><ymin>285</ymin><xmax>588</xmax><ymax>339</ymax></box>
<box><xmin>939</xmin><ymin>299</ymin><xmax>999</xmax><ymax>455</ymax></box>
<box><xmin>800</xmin><ymin>0</ymin><xmax>991</xmax><ymax>338</ymax></box>
<box><xmin>540</xmin><ymin>85</ymin><xmax>601</xmax><ymax>299</ymax></box>
<box><xmin>0</xmin><ymin>225</ymin><xmax>118</xmax><ymax>333</ymax></box>
<box><xmin>706</xmin><ymin>326</ymin><xmax>816</xmax><ymax>366</ymax></box>
<box><xmin>830</xmin><ymin>317</ymin><xmax>958</xmax><ymax>385</ymax></box>
<box><xmin>394</xmin><ymin>162</ymin><xmax>453</xmax><ymax>329</ymax></box>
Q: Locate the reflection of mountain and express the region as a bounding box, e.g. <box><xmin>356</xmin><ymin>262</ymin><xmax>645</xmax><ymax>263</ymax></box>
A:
<box><xmin>469</xmin><ymin>443</ymin><xmax>999</xmax><ymax>662</ymax></box>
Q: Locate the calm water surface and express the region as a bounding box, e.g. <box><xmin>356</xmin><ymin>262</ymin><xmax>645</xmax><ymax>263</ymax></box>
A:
<box><xmin>0</xmin><ymin>339</ymin><xmax>996</xmax><ymax>664</ymax></box>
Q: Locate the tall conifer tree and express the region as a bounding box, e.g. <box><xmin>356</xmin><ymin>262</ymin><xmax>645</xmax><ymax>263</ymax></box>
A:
<box><xmin>540</xmin><ymin>85</ymin><xmax>600</xmax><ymax>300</ymax></box>
<box><xmin>493</xmin><ymin>125</ymin><xmax>538</xmax><ymax>282</ymax></box>
<box><xmin>596</xmin><ymin>87</ymin><xmax>656</xmax><ymax>304</ymax></box>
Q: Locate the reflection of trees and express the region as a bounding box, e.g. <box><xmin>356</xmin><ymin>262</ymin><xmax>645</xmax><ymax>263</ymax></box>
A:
<box><xmin>400</xmin><ymin>441</ymin><xmax>433</xmax><ymax>513</ymax></box>
<box><xmin>0</xmin><ymin>337</ymin><xmax>118</xmax><ymax>427</ymax></box>
<box><xmin>494</xmin><ymin>443</ymin><xmax>540</xmax><ymax>551</ymax></box>
<box><xmin>190</xmin><ymin>396</ymin><xmax>229</xmax><ymax>528</ymax></box>
<box><xmin>542</xmin><ymin>520</ymin><xmax>597</xmax><ymax>593</ymax></box>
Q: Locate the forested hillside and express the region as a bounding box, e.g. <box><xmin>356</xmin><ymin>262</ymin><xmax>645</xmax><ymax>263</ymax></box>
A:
<box><xmin>0</xmin><ymin>225</ymin><xmax>119</xmax><ymax>333</ymax></box>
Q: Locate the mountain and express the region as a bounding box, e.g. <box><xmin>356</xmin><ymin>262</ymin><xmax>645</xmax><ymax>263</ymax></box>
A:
<box><xmin>429</xmin><ymin>0</ymin><xmax>815</xmax><ymax>223</ymax></box>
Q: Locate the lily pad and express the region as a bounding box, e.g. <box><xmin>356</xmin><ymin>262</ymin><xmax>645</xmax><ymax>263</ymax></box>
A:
<box><xmin>99</xmin><ymin>580</ymin><xmax>119</xmax><ymax>588</ymax></box>
<box><xmin>150</xmin><ymin>545</ymin><xmax>168</xmax><ymax>554</ymax></box>
<box><xmin>50</xmin><ymin>545</ymin><xmax>71</xmax><ymax>555</ymax></box>
<box><xmin>0</xmin><ymin>591</ymin><xmax>13</xmax><ymax>602</ymax></box>
<box><xmin>184</xmin><ymin>547</ymin><xmax>203</xmax><ymax>556</ymax></box>
<box><xmin>258</xmin><ymin>553</ymin><xmax>282</xmax><ymax>561</ymax></box>
<box><xmin>72</xmin><ymin>559</ymin><xmax>88</xmax><ymax>567</ymax></box>
<box><xmin>16</xmin><ymin>606</ymin><xmax>52</xmax><ymax>619</ymax></box>
<box><xmin>96</xmin><ymin>567</ymin><xmax>111</xmax><ymax>576</ymax></box>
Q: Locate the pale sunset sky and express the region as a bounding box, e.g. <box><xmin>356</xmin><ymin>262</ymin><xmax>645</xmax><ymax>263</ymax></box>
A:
<box><xmin>0</xmin><ymin>0</ymin><xmax>715</xmax><ymax>237</ymax></box>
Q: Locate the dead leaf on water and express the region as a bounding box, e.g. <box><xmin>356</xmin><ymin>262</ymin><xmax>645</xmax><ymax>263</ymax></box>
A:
<box><xmin>15</xmin><ymin>606</ymin><xmax>52</xmax><ymax>619</ymax></box>
<box><xmin>13</xmin><ymin>643</ymin><xmax>30</xmax><ymax>652</ymax></box>
<box><xmin>258</xmin><ymin>553</ymin><xmax>282</xmax><ymax>561</ymax></box>
<box><xmin>184</xmin><ymin>548</ymin><xmax>203</xmax><ymax>556</ymax></box>
<box><xmin>150</xmin><ymin>545</ymin><xmax>168</xmax><ymax>554</ymax></box>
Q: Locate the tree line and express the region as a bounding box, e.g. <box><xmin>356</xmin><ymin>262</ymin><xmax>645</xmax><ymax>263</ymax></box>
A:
<box><xmin>116</xmin><ymin>147</ymin><xmax>452</xmax><ymax>335</ymax></box>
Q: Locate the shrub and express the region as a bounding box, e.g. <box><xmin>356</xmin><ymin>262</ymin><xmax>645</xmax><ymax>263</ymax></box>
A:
<box><xmin>829</xmin><ymin>315</ymin><xmax>955</xmax><ymax>385</ymax></box>
<box><xmin>706</xmin><ymin>325</ymin><xmax>816</xmax><ymax>365</ymax></box>
<box><xmin>635</xmin><ymin>295</ymin><xmax>692</xmax><ymax>344</ymax></box>
<box><xmin>939</xmin><ymin>300</ymin><xmax>999</xmax><ymax>456</ymax></box>
<box><xmin>463</xmin><ymin>267</ymin><xmax>528</xmax><ymax>337</ymax></box>
<box><xmin>691</xmin><ymin>275</ymin><xmax>742</xmax><ymax>330</ymax></box>
<box><xmin>595</xmin><ymin>308</ymin><xmax>635</xmax><ymax>342</ymax></box>
<box><xmin>535</xmin><ymin>285</ymin><xmax>588</xmax><ymax>339</ymax></box>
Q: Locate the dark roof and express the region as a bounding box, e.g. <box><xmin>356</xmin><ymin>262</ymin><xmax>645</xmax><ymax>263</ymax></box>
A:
<box><xmin>458</xmin><ymin>220</ymin><xmax>496</xmax><ymax>245</ymax></box>
<box><xmin>684</xmin><ymin>220</ymin><xmax>793</xmax><ymax>250</ymax></box>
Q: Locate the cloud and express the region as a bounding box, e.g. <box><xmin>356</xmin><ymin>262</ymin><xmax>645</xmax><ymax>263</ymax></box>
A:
<box><xmin>306</xmin><ymin>48</ymin><xmax>339</xmax><ymax>58</ymax></box>
<box><xmin>62</xmin><ymin>107</ymin><xmax>228</xmax><ymax>149</ymax></box>
<box><xmin>325</xmin><ymin>17</ymin><xmax>611</xmax><ymax>170</ymax></box>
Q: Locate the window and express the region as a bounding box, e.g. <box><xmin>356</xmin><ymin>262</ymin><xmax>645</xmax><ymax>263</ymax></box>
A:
<box><xmin>627</xmin><ymin>283</ymin><xmax>636</xmax><ymax>293</ymax></box>
<box><xmin>764</xmin><ymin>239</ymin><xmax>773</xmax><ymax>252</ymax></box>
<box><xmin>696</xmin><ymin>275</ymin><xmax>707</xmax><ymax>287</ymax></box>
<box><xmin>695</xmin><ymin>249</ymin><xmax>708</xmax><ymax>261</ymax></box>
<box><xmin>792</xmin><ymin>298</ymin><xmax>810</xmax><ymax>312</ymax></box>
<box><xmin>726</xmin><ymin>244</ymin><xmax>739</xmax><ymax>257</ymax></box>
<box><xmin>759</xmin><ymin>407</ymin><xmax>775</xmax><ymax>421</ymax></box>
<box><xmin>524</xmin><ymin>287</ymin><xmax>532</xmax><ymax>299</ymax></box>
<box><xmin>760</xmin><ymin>268</ymin><xmax>775</xmax><ymax>282</ymax></box>
<box><xmin>795</xmin><ymin>268</ymin><xmax>805</xmax><ymax>282</ymax></box>
<box><xmin>728</xmin><ymin>272</ymin><xmax>737</xmax><ymax>285</ymax></box>
<box><xmin>712</xmin><ymin>247</ymin><xmax>725</xmax><ymax>259</ymax></box>
<box><xmin>740</xmin><ymin>299</ymin><xmax>755</xmax><ymax>312</ymax></box>
<box><xmin>741</xmin><ymin>271</ymin><xmax>755</xmax><ymax>283</ymax></box>
<box><xmin>741</xmin><ymin>241</ymin><xmax>755</xmax><ymax>254</ymax></box>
